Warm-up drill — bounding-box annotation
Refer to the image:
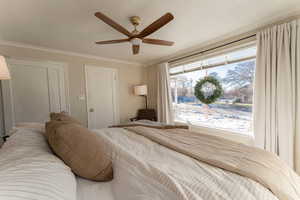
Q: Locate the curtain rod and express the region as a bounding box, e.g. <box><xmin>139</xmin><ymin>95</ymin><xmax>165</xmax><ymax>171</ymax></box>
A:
<box><xmin>170</xmin><ymin>56</ymin><xmax>256</xmax><ymax>76</ymax></box>
<box><xmin>168</xmin><ymin>34</ymin><xmax>256</xmax><ymax>64</ymax></box>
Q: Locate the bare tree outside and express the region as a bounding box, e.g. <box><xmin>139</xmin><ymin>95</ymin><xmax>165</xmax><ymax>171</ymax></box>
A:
<box><xmin>223</xmin><ymin>61</ymin><xmax>255</xmax><ymax>88</ymax></box>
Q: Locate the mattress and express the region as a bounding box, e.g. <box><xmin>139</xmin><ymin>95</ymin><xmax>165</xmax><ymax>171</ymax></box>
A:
<box><xmin>76</xmin><ymin>177</ymin><xmax>115</xmax><ymax>200</ymax></box>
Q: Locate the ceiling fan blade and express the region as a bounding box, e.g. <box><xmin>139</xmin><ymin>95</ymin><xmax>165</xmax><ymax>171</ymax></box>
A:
<box><xmin>95</xmin><ymin>39</ymin><xmax>129</xmax><ymax>44</ymax></box>
<box><xmin>137</xmin><ymin>13</ymin><xmax>174</xmax><ymax>38</ymax></box>
<box><xmin>142</xmin><ymin>38</ymin><xmax>174</xmax><ymax>46</ymax></box>
<box><xmin>132</xmin><ymin>45</ymin><xmax>140</xmax><ymax>55</ymax></box>
<box><xmin>95</xmin><ymin>12</ymin><xmax>132</xmax><ymax>37</ymax></box>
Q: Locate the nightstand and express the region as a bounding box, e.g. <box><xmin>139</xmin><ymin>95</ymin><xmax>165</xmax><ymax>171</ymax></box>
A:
<box><xmin>130</xmin><ymin>109</ymin><xmax>157</xmax><ymax>122</ymax></box>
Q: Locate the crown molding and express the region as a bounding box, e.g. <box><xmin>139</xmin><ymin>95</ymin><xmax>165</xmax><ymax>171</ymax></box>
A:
<box><xmin>0</xmin><ymin>40</ymin><xmax>145</xmax><ymax>67</ymax></box>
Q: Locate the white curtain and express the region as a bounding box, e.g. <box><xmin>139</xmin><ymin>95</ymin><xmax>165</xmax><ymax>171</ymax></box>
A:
<box><xmin>254</xmin><ymin>19</ymin><xmax>300</xmax><ymax>174</ymax></box>
<box><xmin>157</xmin><ymin>62</ymin><xmax>174</xmax><ymax>123</ymax></box>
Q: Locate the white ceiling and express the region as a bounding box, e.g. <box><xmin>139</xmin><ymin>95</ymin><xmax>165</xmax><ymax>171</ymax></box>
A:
<box><xmin>0</xmin><ymin>0</ymin><xmax>300</xmax><ymax>65</ymax></box>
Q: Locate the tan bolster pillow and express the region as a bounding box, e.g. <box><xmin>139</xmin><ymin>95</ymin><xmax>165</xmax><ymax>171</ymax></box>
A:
<box><xmin>50</xmin><ymin>112</ymin><xmax>82</xmax><ymax>125</ymax></box>
<box><xmin>46</xmin><ymin>122</ymin><xmax>113</xmax><ymax>181</ymax></box>
<box><xmin>45</xmin><ymin>120</ymin><xmax>70</xmax><ymax>140</ymax></box>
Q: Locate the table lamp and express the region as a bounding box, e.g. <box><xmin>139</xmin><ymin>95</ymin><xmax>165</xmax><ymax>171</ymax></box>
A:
<box><xmin>0</xmin><ymin>55</ymin><xmax>10</xmax><ymax>80</ymax></box>
<box><xmin>134</xmin><ymin>85</ymin><xmax>148</xmax><ymax>109</ymax></box>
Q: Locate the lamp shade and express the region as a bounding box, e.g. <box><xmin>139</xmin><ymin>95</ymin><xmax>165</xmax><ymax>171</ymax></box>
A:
<box><xmin>134</xmin><ymin>85</ymin><xmax>147</xmax><ymax>96</ymax></box>
<box><xmin>0</xmin><ymin>56</ymin><xmax>10</xmax><ymax>80</ymax></box>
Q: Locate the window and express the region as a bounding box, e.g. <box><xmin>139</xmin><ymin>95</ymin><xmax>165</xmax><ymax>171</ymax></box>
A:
<box><xmin>169</xmin><ymin>46</ymin><xmax>256</xmax><ymax>136</ymax></box>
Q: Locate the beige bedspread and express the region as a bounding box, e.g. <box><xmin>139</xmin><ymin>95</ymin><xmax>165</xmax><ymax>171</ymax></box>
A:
<box><xmin>125</xmin><ymin>126</ymin><xmax>300</xmax><ymax>200</ymax></box>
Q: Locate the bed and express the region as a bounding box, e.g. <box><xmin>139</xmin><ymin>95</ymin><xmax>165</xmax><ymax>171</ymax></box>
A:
<box><xmin>0</xmin><ymin>123</ymin><xmax>299</xmax><ymax>200</ymax></box>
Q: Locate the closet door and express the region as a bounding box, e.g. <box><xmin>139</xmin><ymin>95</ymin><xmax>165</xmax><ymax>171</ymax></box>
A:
<box><xmin>11</xmin><ymin>64</ymin><xmax>50</xmax><ymax>123</ymax></box>
<box><xmin>85</xmin><ymin>65</ymin><xmax>119</xmax><ymax>129</ymax></box>
<box><xmin>2</xmin><ymin>59</ymin><xmax>68</xmax><ymax>132</ymax></box>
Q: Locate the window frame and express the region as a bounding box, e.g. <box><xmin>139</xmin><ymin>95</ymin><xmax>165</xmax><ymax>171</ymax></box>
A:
<box><xmin>169</xmin><ymin>44</ymin><xmax>257</xmax><ymax>139</ymax></box>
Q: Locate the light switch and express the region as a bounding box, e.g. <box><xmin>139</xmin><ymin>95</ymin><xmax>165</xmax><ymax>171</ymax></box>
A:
<box><xmin>78</xmin><ymin>94</ymin><xmax>85</xmax><ymax>101</ymax></box>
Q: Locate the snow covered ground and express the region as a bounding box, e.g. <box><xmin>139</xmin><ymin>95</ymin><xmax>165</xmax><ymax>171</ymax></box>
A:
<box><xmin>173</xmin><ymin>103</ymin><xmax>253</xmax><ymax>136</ymax></box>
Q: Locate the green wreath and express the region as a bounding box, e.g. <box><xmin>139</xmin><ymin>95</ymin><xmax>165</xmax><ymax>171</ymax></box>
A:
<box><xmin>194</xmin><ymin>76</ymin><xmax>223</xmax><ymax>104</ymax></box>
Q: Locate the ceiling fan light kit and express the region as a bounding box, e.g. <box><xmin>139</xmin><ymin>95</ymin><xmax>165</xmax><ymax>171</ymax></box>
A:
<box><xmin>130</xmin><ymin>38</ymin><xmax>142</xmax><ymax>46</ymax></box>
<box><xmin>94</xmin><ymin>12</ymin><xmax>175</xmax><ymax>55</ymax></box>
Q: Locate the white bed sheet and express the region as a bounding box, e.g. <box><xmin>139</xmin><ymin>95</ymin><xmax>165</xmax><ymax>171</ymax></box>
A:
<box><xmin>76</xmin><ymin>177</ymin><xmax>115</xmax><ymax>200</ymax></box>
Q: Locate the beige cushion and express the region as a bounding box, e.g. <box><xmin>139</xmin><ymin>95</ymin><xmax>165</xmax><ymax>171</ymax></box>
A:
<box><xmin>50</xmin><ymin>112</ymin><xmax>82</xmax><ymax>125</ymax></box>
<box><xmin>46</xmin><ymin>122</ymin><xmax>113</xmax><ymax>181</ymax></box>
<box><xmin>45</xmin><ymin>120</ymin><xmax>70</xmax><ymax>139</ymax></box>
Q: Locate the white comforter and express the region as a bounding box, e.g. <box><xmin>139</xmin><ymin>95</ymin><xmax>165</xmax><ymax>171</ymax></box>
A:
<box><xmin>95</xmin><ymin>128</ymin><xmax>279</xmax><ymax>200</ymax></box>
<box><xmin>0</xmin><ymin>127</ymin><xmax>76</xmax><ymax>200</ymax></box>
<box><xmin>76</xmin><ymin>177</ymin><xmax>114</xmax><ymax>200</ymax></box>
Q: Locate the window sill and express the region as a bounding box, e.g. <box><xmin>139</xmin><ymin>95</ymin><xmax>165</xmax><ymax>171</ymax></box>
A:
<box><xmin>174</xmin><ymin>121</ymin><xmax>254</xmax><ymax>146</ymax></box>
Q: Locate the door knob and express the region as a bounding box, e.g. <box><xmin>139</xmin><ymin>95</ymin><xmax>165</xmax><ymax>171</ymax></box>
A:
<box><xmin>89</xmin><ymin>108</ymin><xmax>94</xmax><ymax>112</ymax></box>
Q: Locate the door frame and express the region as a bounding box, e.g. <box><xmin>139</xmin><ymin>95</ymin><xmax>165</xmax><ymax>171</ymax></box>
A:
<box><xmin>84</xmin><ymin>65</ymin><xmax>120</xmax><ymax>129</ymax></box>
<box><xmin>1</xmin><ymin>58</ymin><xmax>70</xmax><ymax>133</ymax></box>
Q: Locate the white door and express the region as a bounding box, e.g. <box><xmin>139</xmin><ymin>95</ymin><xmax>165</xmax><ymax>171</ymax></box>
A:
<box><xmin>85</xmin><ymin>65</ymin><xmax>119</xmax><ymax>129</ymax></box>
<box><xmin>2</xmin><ymin>59</ymin><xmax>68</xmax><ymax>132</ymax></box>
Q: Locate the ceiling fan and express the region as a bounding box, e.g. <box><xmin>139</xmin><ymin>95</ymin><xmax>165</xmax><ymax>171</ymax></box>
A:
<box><xmin>94</xmin><ymin>12</ymin><xmax>174</xmax><ymax>55</ymax></box>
